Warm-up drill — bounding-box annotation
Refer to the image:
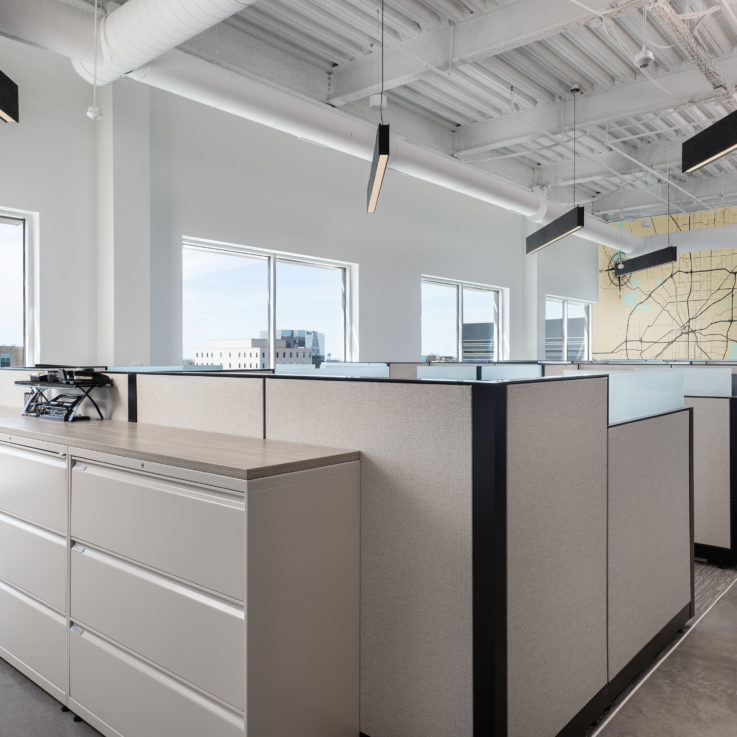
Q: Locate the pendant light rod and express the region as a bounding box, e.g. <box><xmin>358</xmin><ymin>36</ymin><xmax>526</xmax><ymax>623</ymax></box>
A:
<box><xmin>86</xmin><ymin>0</ymin><xmax>102</xmax><ymax>120</ymax></box>
<box><xmin>367</xmin><ymin>0</ymin><xmax>389</xmax><ymax>213</ymax></box>
<box><xmin>380</xmin><ymin>0</ymin><xmax>384</xmax><ymax>125</ymax></box>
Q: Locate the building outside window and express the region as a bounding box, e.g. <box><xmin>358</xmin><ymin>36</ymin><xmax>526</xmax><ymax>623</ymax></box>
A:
<box><xmin>182</xmin><ymin>241</ymin><xmax>353</xmax><ymax>368</ymax></box>
<box><xmin>421</xmin><ymin>276</ymin><xmax>503</xmax><ymax>361</ymax></box>
<box><xmin>0</xmin><ymin>214</ymin><xmax>28</xmax><ymax>367</ymax></box>
<box><xmin>545</xmin><ymin>297</ymin><xmax>592</xmax><ymax>360</ymax></box>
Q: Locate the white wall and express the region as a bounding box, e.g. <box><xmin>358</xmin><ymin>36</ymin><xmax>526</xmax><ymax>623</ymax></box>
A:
<box><xmin>148</xmin><ymin>88</ymin><xmax>528</xmax><ymax>363</ymax></box>
<box><xmin>0</xmin><ymin>34</ymin><xmax>601</xmax><ymax>365</ymax></box>
<box><xmin>527</xmin><ymin>232</ymin><xmax>600</xmax><ymax>357</ymax></box>
<box><xmin>0</xmin><ymin>36</ymin><xmax>96</xmax><ymax>365</ymax></box>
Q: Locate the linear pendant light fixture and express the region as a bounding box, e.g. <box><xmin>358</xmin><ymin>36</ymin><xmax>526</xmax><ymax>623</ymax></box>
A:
<box><xmin>367</xmin><ymin>0</ymin><xmax>389</xmax><ymax>213</ymax></box>
<box><xmin>614</xmin><ymin>245</ymin><xmax>677</xmax><ymax>276</ymax></box>
<box><xmin>526</xmin><ymin>205</ymin><xmax>584</xmax><ymax>254</ymax></box>
<box><xmin>0</xmin><ymin>71</ymin><xmax>19</xmax><ymax>123</ymax></box>
<box><xmin>526</xmin><ymin>86</ymin><xmax>584</xmax><ymax>254</ymax></box>
<box><xmin>682</xmin><ymin>109</ymin><xmax>737</xmax><ymax>173</ymax></box>
<box><xmin>617</xmin><ymin>153</ymin><xmax>677</xmax><ymax>276</ymax></box>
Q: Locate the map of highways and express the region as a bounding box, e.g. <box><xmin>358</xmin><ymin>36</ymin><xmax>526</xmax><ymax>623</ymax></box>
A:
<box><xmin>594</xmin><ymin>248</ymin><xmax>737</xmax><ymax>361</ymax></box>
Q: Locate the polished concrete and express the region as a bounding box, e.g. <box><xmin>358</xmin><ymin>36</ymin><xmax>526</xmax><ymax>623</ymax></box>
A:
<box><xmin>0</xmin><ymin>660</ymin><xmax>100</xmax><ymax>736</ymax></box>
<box><xmin>0</xmin><ymin>564</ymin><xmax>735</xmax><ymax>737</ymax></box>
<box><xmin>592</xmin><ymin>563</ymin><xmax>737</xmax><ymax>737</ymax></box>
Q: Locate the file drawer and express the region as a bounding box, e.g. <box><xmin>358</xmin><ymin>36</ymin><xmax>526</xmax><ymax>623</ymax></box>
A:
<box><xmin>0</xmin><ymin>444</ymin><xmax>66</xmax><ymax>534</ymax></box>
<box><xmin>70</xmin><ymin>627</ymin><xmax>244</xmax><ymax>737</ymax></box>
<box><xmin>71</xmin><ymin>544</ymin><xmax>244</xmax><ymax>710</ymax></box>
<box><xmin>71</xmin><ymin>462</ymin><xmax>244</xmax><ymax>600</ymax></box>
<box><xmin>0</xmin><ymin>512</ymin><xmax>66</xmax><ymax>611</ymax></box>
<box><xmin>0</xmin><ymin>579</ymin><xmax>67</xmax><ymax>692</ymax></box>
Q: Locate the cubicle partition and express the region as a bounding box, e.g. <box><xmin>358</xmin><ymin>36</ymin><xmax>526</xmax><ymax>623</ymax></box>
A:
<box><xmin>0</xmin><ymin>366</ymin><xmax>693</xmax><ymax>737</ymax></box>
<box><xmin>274</xmin><ymin>362</ymin><xmax>390</xmax><ymax>378</ymax></box>
<box><xmin>260</xmin><ymin>373</ymin><xmax>692</xmax><ymax>737</ymax></box>
<box><xmin>567</xmin><ymin>361</ymin><xmax>736</xmax><ymax>565</ymax></box>
<box><xmin>685</xmin><ymin>394</ymin><xmax>737</xmax><ymax>564</ymax></box>
<box><xmin>607</xmin><ymin>410</ymin><xmax>693</xmax><ymax>682</ymax></box>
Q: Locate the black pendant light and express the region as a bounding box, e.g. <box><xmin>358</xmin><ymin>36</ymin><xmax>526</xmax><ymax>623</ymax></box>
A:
<box><xmin>526</xmin><ymin>86</ymin><xmax>584</xmax><ymax>254</ymax></box>
<box><xmin>617</xmin><ymin>154</ymin><xmax>677</xmax><ymax>275</ymax></box>
<box><xmin>682</xmin><ymin>109</ymin><xmax>737</xmax><ymax>174</ymax></box>
<box><xmin>0</xmin><ymin>71</ymin><xmax>19</xmax><ymax>124</ymax></box>
<box><xmin>614</xmin><ymin>246</ymin><xmax>677</xmax><ymax>276</ymax></box>
<box><xmin>367</xmin><ymin>0</ymin><xmax>389</xmax><ymax>213</ymax></box>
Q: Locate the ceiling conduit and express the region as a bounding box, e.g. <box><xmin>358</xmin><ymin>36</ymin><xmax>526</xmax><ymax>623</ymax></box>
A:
<box><xmin>0</xmin><ymin>0</ymin><xmax>648</xmax><ymax>254</ymax></box>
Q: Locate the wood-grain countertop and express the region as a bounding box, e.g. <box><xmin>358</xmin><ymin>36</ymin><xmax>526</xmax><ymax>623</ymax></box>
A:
<box><xmin>0</xmin><ymin>406</ymin><xmax>359</xmax><ymax>480</ymax></box>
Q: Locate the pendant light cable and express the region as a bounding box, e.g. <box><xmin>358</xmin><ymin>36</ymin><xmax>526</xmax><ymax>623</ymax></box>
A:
<box><xmin>380</xmin><ymin>0</ymin><xmax>385</xmax><ymax>124</ymax></box>
<box><xmin>573</xmin><ymin>87</ymin><xmax>577</xmax><ymax>207</ymax></box>
<box><xmin>93</xmin><ymin>0</ymin><xmax>99</xmax><ymax>107</ymax></box>
<box><xmin>86</xmin><ymin>0</ymin><xmax>102</xmax><ymax>119</ymax></box>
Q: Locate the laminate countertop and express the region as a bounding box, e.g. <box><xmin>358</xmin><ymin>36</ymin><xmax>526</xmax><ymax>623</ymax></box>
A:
<box><xmin>0</xmin><ymin>406</ymin><xmax>358</xmax><ymax>480</ymax></box>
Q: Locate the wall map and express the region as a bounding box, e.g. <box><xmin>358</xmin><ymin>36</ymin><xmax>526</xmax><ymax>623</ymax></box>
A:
<box><xmin>593</xmin><ymin>209</ymin><xmax>737</xmax><ymax>361</ymax></box>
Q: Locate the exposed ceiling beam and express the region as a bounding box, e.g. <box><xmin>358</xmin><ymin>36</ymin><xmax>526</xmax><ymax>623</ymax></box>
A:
<box><xmin>592</xmin><ymin>175</ymin><xmax>737</xmax><ymax>218</ymax></box>
<box><xmin>454</xmin><ymin>54</ymin><xmax>737</xmax><ymax>156</ymax></box>
<box><xmin>535</xmin><ymin>141</ymin><xmax>683</xmax><ymax>187</ymax></box>
<box><xmin>327</xmin><ymin>0</ymin><xmax>614</xmax><ymax>106</ymax></box>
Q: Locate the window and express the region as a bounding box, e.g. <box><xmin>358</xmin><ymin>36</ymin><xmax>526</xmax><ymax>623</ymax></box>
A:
<box><xmin>183</xmin><ymin>242</ymin><xmax>352</xmax><ymax>367</ymax></box>
<box><xmin>545</xmin><ymin>297</ymin><xmax>591</xmax><ymax>360</ymax></box>
<box><xmin>0</xmin><ymin>215</ymin><xmax>27</xmax><ymax>367</ymax></box>
<box><xmin>421</xmin><ymin>277</ymin><xmax>502</xmax><ymax>361</ymax></box>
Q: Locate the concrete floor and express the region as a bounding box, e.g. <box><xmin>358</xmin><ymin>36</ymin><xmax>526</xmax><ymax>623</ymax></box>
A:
<box><xmin>590</xmin><ymin>563</ymin><xmax>737</xmax><ymax>737</ymax></box>
<box><xmin>1</xmin><ymin>563</ymin><xmax>735</xmax><ymax>737</ymax></box>
<box><xmin>0</xmin><ymin>659</ymin><xmax>100</xmax><ymax>736</ymax></box>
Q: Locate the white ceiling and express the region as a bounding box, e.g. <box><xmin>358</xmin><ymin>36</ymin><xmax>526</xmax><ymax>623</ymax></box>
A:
<box><xmin>104</xmin><ymin>0</ymin><xmax>737</xmax><ymax>221</ymax></box>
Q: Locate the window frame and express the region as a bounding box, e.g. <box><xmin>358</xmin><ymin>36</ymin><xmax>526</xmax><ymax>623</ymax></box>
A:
<box><xmin>421</xmin><ymin>275</ymin><xmax>506</xmax><ymax>362</ymax></box>
<box><xmin>544</xmin><ymin>295</ymin><xmax>592</xmax><ymax>361</ymax></box>
<box><xmin>0</xmin><ymin>208</ymin><xmax>37</xmax><ymax>367</ymax></box>
<box><xmin>182</xmin><ymin>238</ymin><xmax>356</xmax><ymax>366</ymax></box>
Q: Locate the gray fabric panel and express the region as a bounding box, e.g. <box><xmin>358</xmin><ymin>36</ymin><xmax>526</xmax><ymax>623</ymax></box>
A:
<box><xmin>608</xmin><ymin>411</ymin><xmax>692</xmax><ymax>678</ymax></box>
<box><xmin>506</xmin><ymin>377</ymin><xmax>609</xmax><ymax>737</ymax></box>
<box><xmin>265</xmin><ymin>380</ymin><xmax>473</xmax><ymax>737</ymax></box>
<box><xmin>136</xmin><ymin>375</ymin><xmax>263</xmax><ymax>437</ymax></box>
<box><xmin>685</xmin><ymin>398</ymin><xmax>731</xmax><ymax>550</ymax></box>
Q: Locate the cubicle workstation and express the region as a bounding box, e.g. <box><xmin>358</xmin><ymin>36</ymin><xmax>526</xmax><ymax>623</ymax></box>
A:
<box><xmin>0</xmin><ymin>368</ymin><xmax>694</xmax><ymax>737</ymax></box>
<box><xmin>565</xmin><ymin>361</ymin><xmax>737</xmax><ymax>565</ymax></box>
<box><xmin>128</xmin><ymin>369</ymin><xmax>691</xmax><ymax>737</ymax></box>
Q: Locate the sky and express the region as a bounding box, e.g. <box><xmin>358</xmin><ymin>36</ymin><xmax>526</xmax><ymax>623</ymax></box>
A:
<box><xmin>0</xmin><ymin>220</ymin><xmax>24</xmax><ymax>348</ymax></box>
<box><xmin>421</xmin><ymin>281</ymin><xmax>497</xmax><ymax>359</ymax></box>
<box><xmin>182</xmin><ymin>247</ymin><xmax>344</xmax><ymax>362</ymax></box>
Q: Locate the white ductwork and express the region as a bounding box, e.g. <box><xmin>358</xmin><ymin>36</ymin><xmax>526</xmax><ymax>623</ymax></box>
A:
<box><xmin>72</xmin><ymin>0</ymin><xmax>258</xmax><ymax>85</ymax></box>
<box><xmin>131</xmin><ymin>49</ymin><xmax>643</xmax><ymax>252</ymax></box>
<box><xmin>0</xmin><ymin>0</ymin><xmax>644</xmax><ymax>253</ymax></box>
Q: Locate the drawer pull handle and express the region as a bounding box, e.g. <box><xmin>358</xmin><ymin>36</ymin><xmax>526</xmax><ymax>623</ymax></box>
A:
<box><xmin>72</xmin><ymin>544</ymin><xmax>86</xmax><ymax>553</ymax></box>
<box><xmin>70</xmin><ymin>625</ymin><xmax>84</xmax><ymax>636</ymax></box>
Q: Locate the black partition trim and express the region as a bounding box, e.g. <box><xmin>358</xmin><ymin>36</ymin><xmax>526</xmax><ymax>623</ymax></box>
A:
<box><xmin>127</xmin><ymin>373</ymin><xmax>137</xmax><ymax>423</ymax></box>
<box><xmin>472</xmin><ymin>382</ymin><xmax>507</xmax><ymax>736</ymax></box>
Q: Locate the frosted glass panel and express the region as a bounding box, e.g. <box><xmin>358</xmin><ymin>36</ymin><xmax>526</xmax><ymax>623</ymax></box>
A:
<box><xmin>416</xmin><ymin>365</ymin><xmax>476</xmax><ymax>380</ymax></box>
<box><xmin>567</xmin><ymin>370</ymin><xmax>684</xmax><ymax>424</ymax></box>
<box><xmin>274</xmin><ymin>363</ymin><xmax>389</xmax><ymax>377</ymax></box>
<box><xmin>677</xmin><ymin>367</ymin><xmax>732</xmax><ymax>397</ymax></box>
<box><xmin>480</xmin><ymin>364</ymin><xmax>542</xmax><ymax>380</ymax></box>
